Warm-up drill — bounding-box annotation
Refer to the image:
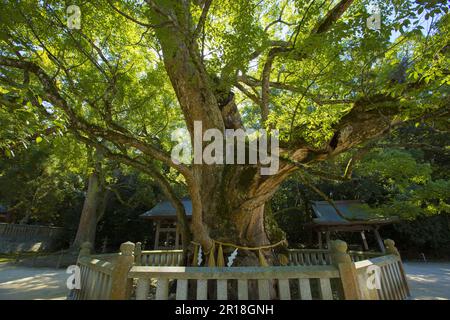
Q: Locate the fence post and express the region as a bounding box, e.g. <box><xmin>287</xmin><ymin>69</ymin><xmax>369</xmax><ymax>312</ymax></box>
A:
<box><xmin>330</xmin><ymin>240</ymin><xmax>361</xmax><ymax>300</ymax></box>
<box><xmin>384</xmin><ymin>239</ymin><xmax>400</xmax><ymax>258</ymax></box>
<box><xmin>110</xmin><ymin>241</ymin><xmax>135</xmax><ymax>300</ymax></box>
<box><xmin>134</xmin><ymin>242</ymin><xmax>142</xmax><ymax>266</ymax></box>
<box><xmin>384</xmin><ymin>238</ymin><xmax>410</xmax><ymax>297</ymax></box>
<box><xmin>78</xmin><ymin>242</ymin><xmax>92</xmax><ymax>261</ymax></box>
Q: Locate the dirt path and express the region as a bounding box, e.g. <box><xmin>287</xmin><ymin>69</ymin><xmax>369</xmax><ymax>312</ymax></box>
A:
<box><xmin>0</xmin><ymin>263</ymin><xmax>68</xmax><ymax>300</ymax></box>
<box><xmin>403</xmin><ymin>262</ymin><xmax>450</xmax><ymax>300</ymax></box>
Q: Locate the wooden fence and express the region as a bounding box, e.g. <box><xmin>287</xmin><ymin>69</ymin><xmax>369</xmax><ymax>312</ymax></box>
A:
<box><xmin>130</xmin><ymin>266</ymin><xmax>341</xmax><ymax>300</ymax></box>
<box><xmin>71</xmin><ymin>239</ymin><xmax>410</xmax><ymax>300</ymax></box>
<box><xmin>73</xmin><ymin>256</ymin><xmax>114</xmax><ymax>300</ymax></box>
<box><xmin>0</xmin><ymin>223</ymin><xmax>64</xmax><ymax>253</ymax></box>
<box><xmin>354</xmin><ymin>240</ymin><xmax>410</xmax><ymax>300</ymax></box>
<box><xmin>288</xmin><ymin>249</ymin><xmax>383</xmax><ymax>266</ymax></box>
<box><xmin>134</xmin><ymin>242</ymin><xmax>184</xmax><ymax>267</ymax></box>
<box><xmin>0</xmin><ymin>223</ymin><xmax>63</xmax><ymax>240</ymax></box>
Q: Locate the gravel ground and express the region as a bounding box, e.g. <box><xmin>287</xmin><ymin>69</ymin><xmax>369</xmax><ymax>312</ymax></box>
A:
<box><xmin>403</xmin><ymin>262</ymin><xmax>450</xmax><ymax>300</ymax></box>
<box><xmin>0</xmin><ymin>261</ymin><xmax>449</xmax><ymax>300</ymax></box>
<box><xmin>0</xmin><ymin>262</ymin><xmax>68</xmax><ymax>300</ymax></box>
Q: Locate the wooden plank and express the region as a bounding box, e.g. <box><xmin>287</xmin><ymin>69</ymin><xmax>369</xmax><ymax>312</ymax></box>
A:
<box><xmin>299</xmin><ymin>279</ymin><xmax>312</xmax><ymax>300</ymax></box>
<box><xmin>319</xmin><ymin>278</ymin><xmax>333</xmax><ymax>300</ymax></box>
<box><xmin>128</xmin><ymin>265</ymin><xmax>340</xmax><ymax>280</ymax></box>
<box><xmin>78</xmin><ymin>265</ymin><xmax>88</xmax><ymax>300</ymax></box>
<box><xmin>197</xmin><ymin>279</ymin><xmax>208</xmax><ymax>300</ymax></box>
<box><xmin>176</xmin><ymin>279</ymin><xmax>188</xmax><ymax>300</ymax></box>
<box><xmin>84</xmin><ymin>269</ymin><xmax>94</xmax><ymax>299</ymax></box>
<box><xmin>383</xmin><ymin>265</ymin><xmax>397</xmax><ymax>300</ymax></box>
<box><xmin>379</xmin><ymin>266</ymin><xmax>391</xmax><ymax>300</ymax></box>
<box><xmin>154</xmin><ymin>221</ymin><xmax>160</xmax><ymax>249</ymax></box>
<box><xmin>237</xmin><ymin>280</ymin><xmax>248</xmax><ymax>300</ymax></box>
<box><xmin>100</xmin><ymin>274</ymin><xmax>110</xmax><ymax>299</ymax></box>
<box><xmin>93</xmin><ymin>272</ymin><xmax>103</xmax><ymax>300</ymax></box>
<box><xmin>311</xmin><ymin>253</ymin><xmax>318</xmax><ymax>265</ymax></box>
<box><xmin>298</xmin><ymin>253</ymin><xmax>304</xmax><ymax>265</ymax></box>
<box><xmin>304</xmin><ymin>254</ymin><xmax>311</xmax><ymax>266</ymax></box>
<box><xmin>391</xmin><ymin>262</ymin><xmax>407</xmax><ymax>299</ymax></box>
<box><xmin>387</xmin><ymin>264</ymin><xmax>402</xmax><ymax>300</ymax></box>
<box><xmin>278</xmin><ymin>279</ymin><xmax>291</xmax><ymax>300</ymax></box>
<box><xmin>217</xmin><ymin>280</ymin><xmax>228</xmax><ymax>300</ymax></box>
<box><xmin>258</xmin><ymin>280</ymin><xmax>270</xmax><ymax>300</ymax></box>
<box><xmin>136</xmin><ymin>278</ymin><xmax>150</xmax><ymax>300</ymax></box>
<box><xmin>155</xmin><ymin>279</ymin><xmax>169</xmax><ymax>300</ymax></box>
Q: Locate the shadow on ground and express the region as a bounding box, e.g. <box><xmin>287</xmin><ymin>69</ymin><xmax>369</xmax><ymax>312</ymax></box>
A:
<box><xmin>0</xmin><ymin>263</ymin><xmax>68</xmax><ymax>300</ymax></box>
<box><xmin>403</xmin><ymin>262</ymin><xmax>450</xmax><ymax>300</ymax></box>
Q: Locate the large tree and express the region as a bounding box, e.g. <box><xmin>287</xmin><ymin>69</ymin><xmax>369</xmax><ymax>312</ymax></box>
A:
<box><xmin>0</xmin><ymin>0</ymin><xmax>448</xmax><ymax>263</ymax></box>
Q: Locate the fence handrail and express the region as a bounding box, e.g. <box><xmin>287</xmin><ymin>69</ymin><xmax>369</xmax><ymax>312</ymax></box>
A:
<box><xmin>78</xmin><ymin>256</ymin><xmax>115</xmax><ymax>275</ymax></box>
<box><xmin>128</xmin><ymin>265</ymin><xmax>339</xmax><ymax>280</ymax></box>
<box><xmin>141</xmin><ymin>249</ymin><xmax>183</xmax><ymax>254</ymax></box>
<box><xmin>288</xmin><ymin>248</ymin><xmax>383</xmax><ymax>256</ymax></box>
<box><xmin>0</xmin><ymin>222</ymin><xmax>64</xmax><ymax>230</ymax></box>
<box><xmin>354</xmin><ymin>254</ymin><xmax>398</xmax><ymax>269</ymax></box>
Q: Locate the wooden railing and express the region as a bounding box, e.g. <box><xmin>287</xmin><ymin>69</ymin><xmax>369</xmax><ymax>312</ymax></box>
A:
<box><xmin>70</xmin><ymin>239</ymin><xmax>409</xmax><ymax>300</ymax></box>
<box><xmin>73</xmin><ymin>256</ymin><xmax>114</xmax><ymax>300</ymax></box>
<box><xmin>129</xmin><ymin>265</ymin><xmax>341</xmax><ymax>300</ymax></box>
<box><xmin>349</xmin><ymin>251</ymin><xmax>383</xmax><ymax>262</ymax></box>
<box><xmin>138</xmin><ymin>249</ymin><xmax>184</xmax><ymax>266</ymax></box>
<box><xmin>354</xmin><ymin>240</ymin><xmax>410</xmax><ymax>300</ymax></box>
<box><xmin>288</xmin><ymin>249</ymin><xmax>331</xmax><ymax>265</ymax></box>
<box><xmin>0</xmin><ymin>223</ymin><xmax>63</xmax><ymax>240</ymax></box>
<box><xmin>69</xmin><ymin>242</ymin><xmax>135</xmax><ymax>300</ymax></box>
<box><xmin>0</xmin><ymin>222</ymin><xmax>64</xmax><ymax>253</ymax></box>
<box><xmin>288</xmin><ymin>249</ymin><xmax>383</xmax><ymax>266</ymax></box>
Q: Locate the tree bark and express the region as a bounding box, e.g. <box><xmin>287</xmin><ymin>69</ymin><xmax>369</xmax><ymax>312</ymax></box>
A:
<box><xmin>71</xmin><ymin>149</ymin><xmax>106</xmax><ymax>250</ymax></box>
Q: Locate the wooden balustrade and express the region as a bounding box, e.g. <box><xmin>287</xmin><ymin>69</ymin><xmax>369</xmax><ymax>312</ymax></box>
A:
<box><xmin>354</xmin><ymin>240</ymin><xmax>410</xmax><ymax>300</ymax></box>
<box><xmin>129</xmin><ymin>265</ymin><xmax>341</xmax><ymax>300</ymax></box>
<box><xmin>70</xmin><ymin>239</ymin><xmax>409</xmax><ymax>300</ymax></box>
<box><xmin>70</xmin><ymin>242</ymin><xmax>115</xmax><ymax>300</ymax></box>
<box><xmin>140</xmin><ymin>250</ymin><xmax>184</xmax><ymax>266</ymax></box>
<box><xmin>288</xmin><ymin>249</ymin><xmax>331</xmax><ymax>265</ymax></box>
<box><xmin>70</xmin><ymin>241</ymin><xmax>135</xmax><ymax>300</ymax></box>
<box><xmin>0</xmin><ymin>222</ymin><xmax>63</xmax><ymax>240</ymax></box>
<box><xmin>288</xmin><ymin>249</ymin><xmax>383</xmax><ymax>265</ymax></box>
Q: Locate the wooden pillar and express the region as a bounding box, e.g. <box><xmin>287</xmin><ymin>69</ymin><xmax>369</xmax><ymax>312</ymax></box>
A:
<box><xmin>77</xmin><ymin>242</ymin><xmax>92</xmax><ymax>262</ymax></box>
<box><xmin>374</xmin><ymin>228</ymin><xmax>385</xmax><ymax>253</ymax></box>
<box><xmin>360</xmin><ymin>231</ymin><xmax>369</xmax><ymax>251</ymax></box>
<box><xmin>318</xmin><ymin>231</ymin><xmax>322</xmax><ymax>249</ymax></box>
<box><xmin>175</xmin><ymin>223</ymin><xmax>180</xmax><ymax>250</ymax></box>
<box><xmin>110</xmin><ymin>241</ymin><xmax>135</xmax><ymax>300</ymax></box>
<box><xmin>134</xmin><ymin>242</ymin><xmax>142</xmax><ymax>266</ymax></box>
<box><xmin>384</xmin><ymin>239</ymin><xmax>400</xmax><ymax>258</ymax></box>
<box><xmin>384</xmin><ymin>239</ymin><xmax>410</xmax><ymax>297</ymax></box>
<box><xmin>330</xmin><ymin>240</ymin><xmax>361</xmax><ymax>300</ymax></box>
<box><xmin>154</xmin><ymin>220</ymin><xmax>161</xmax><ymax>250</ymax></box>
<box><xmin>325</xmin><ymin>231</ymin><xmax>331</xmax><ymax>249</ymax></box>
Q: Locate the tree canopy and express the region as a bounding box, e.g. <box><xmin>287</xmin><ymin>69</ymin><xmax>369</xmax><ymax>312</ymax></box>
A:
<box><xmin>0</xmin><ymin>0</ymin><xmax>448</xmax><ymax>255</ymax></box>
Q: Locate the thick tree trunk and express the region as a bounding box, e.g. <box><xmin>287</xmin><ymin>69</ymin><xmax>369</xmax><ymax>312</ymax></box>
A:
<box><xmin>190</xmin><ymin>164</ymin><xmax>287</xmax><ymax>266</ymax></box>
<box><xmin>148</xmin><ymin>1</ymin><xmax>289</xmax><ymax>265</ymax></box>
<box><xmin>71</xmin><ymin>150</ymin><xmax>105</xmax><ymax>250</ymax></box>
<box><xmin>71</xmin><ymin>170</ymin><xmax>103</xmax><ymax>249</ymax></box>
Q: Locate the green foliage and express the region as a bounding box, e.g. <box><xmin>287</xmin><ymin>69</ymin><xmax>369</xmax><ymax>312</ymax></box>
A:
<box><xmin>272</xmin><ymin>124</ymin><xmax>449</xmax><ymax>255</ymax></box>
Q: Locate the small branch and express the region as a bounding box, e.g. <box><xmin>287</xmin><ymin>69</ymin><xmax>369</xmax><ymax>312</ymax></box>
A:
<box><xmin>193</xmin><ymin>0</ymin><xmax>213</xmax><ymax>40</ymax></box>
